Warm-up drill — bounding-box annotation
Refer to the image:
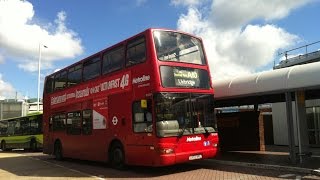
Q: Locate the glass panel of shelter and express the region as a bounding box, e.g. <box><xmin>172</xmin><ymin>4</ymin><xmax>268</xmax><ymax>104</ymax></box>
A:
<box><xmin>306</xmin><ymin>106</ymin><xmax>320</xmax><ymax>146</ymax></box>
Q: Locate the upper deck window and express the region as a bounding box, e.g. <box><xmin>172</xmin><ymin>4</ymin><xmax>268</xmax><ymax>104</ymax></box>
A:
<box><xmin>83</xmin><ymin>56</ymin><xmax>101</xmax><ymax>81</ymax></box>
<box><xmin>68</xmin><ymin>64</ymin><xmax>82</xmax><ymax>87</ymax></box>
<box><xmin>153</xmin><ymin>31</ymin><xmax>206</xmax><ymax>65</ymax></box>
<box><xmin>54</xmin><ymin>70</ymin><xmax>67</xmax><ymax>90</ymax></box>
<box><xmin>45</xmin><ymin>75</ymin><xmax>54</xmax><ymax>94</ymax></box>
<box><xmin>126</xmin><ymin>37</ymin><xmax>146</xmax><ymax>67</ymax></box>
<box><xmin>102</xmin><ymin>46</ymin><xmax>125</xmax><ymax>74</ymax></box>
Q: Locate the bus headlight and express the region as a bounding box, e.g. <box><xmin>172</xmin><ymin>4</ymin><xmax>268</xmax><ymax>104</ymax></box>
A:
<box><xmin>158</xmin><ymin>148</ymin><xmax>174</xmax><ymax>154</ymax></box>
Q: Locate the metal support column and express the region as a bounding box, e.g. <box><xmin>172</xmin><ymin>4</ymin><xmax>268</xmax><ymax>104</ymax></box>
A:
<box><xmin>285</xmin><ymin>92</ymin><xmax>297</xmax><ymax>164</ymax></box>
<box><xmin>295</xmin><ymin>90</ymin><xmax>310</xmax><ymax>163</ymax></box>
<box><xmin>0</xmin><ymin>102</ymin><xmax>2</xmax><ymax>120</ymax></box>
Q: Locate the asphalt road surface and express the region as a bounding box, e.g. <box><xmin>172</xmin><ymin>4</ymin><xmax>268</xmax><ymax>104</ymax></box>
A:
<box><xmin>0</xmin><ymin>150</ymin><xmax>319</xmax><ymax>180</ymax></box>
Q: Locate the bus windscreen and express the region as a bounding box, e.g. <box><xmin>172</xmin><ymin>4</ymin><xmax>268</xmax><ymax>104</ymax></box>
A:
<box><xmin>153</xmin><ymin>31</ymin><xmax>206</xmax><ymax>65</ymax></box>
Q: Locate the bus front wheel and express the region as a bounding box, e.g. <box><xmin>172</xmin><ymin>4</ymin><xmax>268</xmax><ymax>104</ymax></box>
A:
<box><xmin>109</xmin><ymin>143</ymin><xmax>125</xmax><ymax>170</ymax></box>
<box><xmin>54</xmin><ymin>141</ymin><xmax>63</xmax><ymax>161</ymax></box>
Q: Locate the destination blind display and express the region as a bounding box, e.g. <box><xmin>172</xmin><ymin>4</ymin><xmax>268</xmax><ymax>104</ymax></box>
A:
<box><xmin>173</xmin><ymin>68</ymin><xmax>200</xmax><ymax>87</ymax></box>
<box><xmin>160</xmin><ymin>66</ymin><xmax>210</xmax><ymax>89</ymax></box>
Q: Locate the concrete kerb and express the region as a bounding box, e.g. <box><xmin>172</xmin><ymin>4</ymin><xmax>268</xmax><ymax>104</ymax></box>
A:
<box><xmin>206</xmin><ymin>159</ymin><xmax>320</xmax><ymax>176</ymax></box>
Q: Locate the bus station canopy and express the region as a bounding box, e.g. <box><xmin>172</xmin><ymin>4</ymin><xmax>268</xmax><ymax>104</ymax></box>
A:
<box><xmin>213</xmin><ymin>61</ymin><xmax>320</xmax><ymax>107</ymax></box>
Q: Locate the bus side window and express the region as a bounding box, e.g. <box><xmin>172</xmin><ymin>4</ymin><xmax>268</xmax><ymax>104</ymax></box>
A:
<box><xmin>54</xmin><ymin>70</ymin><xmax>67</xmax><ymax>91</ymax></box>
<box><xmin>126</xmin><ymin>36</ymin><xmax>146</xmax><ymax>67</ymax></box>
<box><xmin>83</xmin><ymin>56</ymin><xmax>101</xmax><ymax>81</ymax></box>
<box><xmin>82</xmin><ymin>110</ymin><xmax>92</xmax><ymax>135</ymax></box>
<box><xmin>53</xmin><ymin>114</ymin><xmax>66</xmax><ymax>131</ymax></box>
<box><xmin>13</xmin><ymin>119</ymin><xmax>21</xmax><ymax>135</ymax></box>
<box><xmin>30</xmin><ymin>115</ymin><xmax>42</xmax><ymax>134</ymax></box>
<box><xmin>66</xmin><ymin>111</ymin><xmax>81</xmax><ymax>135</ymax></box>
<box><xmin>68</xmin><ymin>64</ymin><xmax>82</xmax><ymax>87</ymax></box>
<box><xmin>7</xmin><ymin>120</ymin><xmax>16</xmax><ymax>136</ymax></box>
<box><xmin>20</xmin><ymin>117</ymin><xmax>29</xmax><ymax>135</ymax></box>
<box><xmin>102</xmin><ymin>46</ymin><xmax>125</xmax><ymax>74</ymax></box>
<box><xmin>49</xmin><ymin>117</ymin><xmax>53</xmax><ymax>132</ymax></box>
<box><xmin>132</xmin><ymin>100</ymin><xmax>152</xmax><ymax>133</ymax></box>
<box><xmin>45</xmin><ymin>75</ymin><xmax>54</xmax><ymax>94</ymax></box>
<box><xmin>0</xmin><ymin>121</ymin><xmax>7</xmax><ymax>136</ymax></box>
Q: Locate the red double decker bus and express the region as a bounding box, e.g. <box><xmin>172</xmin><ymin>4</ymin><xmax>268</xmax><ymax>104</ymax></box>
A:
<box><xmin>43</xmin><ymin>28</ymin><xmax>218</xmax><ymax>168</ymax></box>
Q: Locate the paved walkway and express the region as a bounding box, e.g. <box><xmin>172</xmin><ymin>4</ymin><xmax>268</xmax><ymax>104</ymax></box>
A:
<box><xmin>210</xmin><ymin>145</ymin><xmax>320</xmax><ymax>176</ymax></box>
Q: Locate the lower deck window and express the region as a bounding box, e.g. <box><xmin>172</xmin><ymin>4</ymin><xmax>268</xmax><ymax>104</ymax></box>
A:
<box><xmin>132</xmin><ymin>100</ymin><xmax>153</xmax><ymax>133</ymax></box>
<box><xmin>82</xmin><ymin>110</ymin><xmax>92</xmax><ymax>135</ymax></box>
<box><xmin>66</xmin><ymin>112</ymin><xmax>81</xmax><ymax>135</ymax></box>
<box><xmin>53</xmin><ymin>114</ymin><xmax>66</xmax><ymax>131</ymax></box>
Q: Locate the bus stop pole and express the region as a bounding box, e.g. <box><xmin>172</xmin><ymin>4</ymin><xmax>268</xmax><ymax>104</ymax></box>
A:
<box><xmin>285</xmin><ymin>92</ymin><xmax>297</xmax><ymax>164</ymax></box>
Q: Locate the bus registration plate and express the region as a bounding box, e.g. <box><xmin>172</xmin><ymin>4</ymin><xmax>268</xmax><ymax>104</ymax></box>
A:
<box><xmin>189</xmin><ymin>154</ymin><xmax>202</xmax><ymax>160</ymax></box>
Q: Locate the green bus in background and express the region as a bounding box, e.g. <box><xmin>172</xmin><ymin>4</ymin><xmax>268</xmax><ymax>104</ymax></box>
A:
<box><xmin>0</xmin><ymin>112</ymin><xmax>43</xmax><ymax>151</ymax></box>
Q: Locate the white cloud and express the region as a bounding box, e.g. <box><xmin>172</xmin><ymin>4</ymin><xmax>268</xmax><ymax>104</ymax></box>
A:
<box><xmin>211</xmin><ymin>0</ymin><xmax>312</xmax><ymax>30</ymax></box>
<box><xmin>0</xmin><ymin>0</ymin><xmax>84</xmax><ymax>72</ymax></box>
<box><xmin>136</xmin><ymin>0</ymin><xmax>147</xmax><ymax>6</ymax></box>
<box><xmin>171</xmin><ymin>0</ymin><xmax>208</xmax><ymax>7</ymax></box>
<box><xmin>0</xmin><ymin>54</ymin><xmax>4</xmax><ymax>64</ymax></box>
<box><xmin>0</xmin><ymin>74</ymin><xmax>16</xmax><ymax>99</ymax></box>
<box><xmin>174</xmin><ymin>0</ymin><xmax>311</xmax><ymax>80</ymax></box>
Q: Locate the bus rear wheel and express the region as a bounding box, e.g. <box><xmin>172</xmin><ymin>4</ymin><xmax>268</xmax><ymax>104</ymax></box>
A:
<box><xmin>109</xmin><ymin>143</ymin><xmax>125</xmax><ymax>170</ymax></box>
<box><xmin>54</xmin><ymin>141</ymin><xmax>63</xmax><ymax>161</ymax></box>
<box><xmin>0</xmin><ymin>141</ymin><xmax>5</xmax><ymax>151</ymax></box>
<box><xmin>1</xmin><ymin>141</ymin><xmax>10</xmax><ymax>151</ymax></box>
<box><xmin>30</xmin><ymin>139</ymin><xmax>37</xmax><ymax>152</ymax></box>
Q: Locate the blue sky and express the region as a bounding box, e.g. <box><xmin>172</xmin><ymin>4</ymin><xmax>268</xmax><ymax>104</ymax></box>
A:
<box><xmin>0</xmin><ymin>0</ymin><xmax>320</xmax><ymax>100</ymax></box>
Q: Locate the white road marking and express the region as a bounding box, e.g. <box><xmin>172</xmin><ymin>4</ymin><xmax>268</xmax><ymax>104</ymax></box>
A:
<box><xmin>24</xmin><ymin>154</ymin><xmax>106</xmax><ymax>180</ymax></box>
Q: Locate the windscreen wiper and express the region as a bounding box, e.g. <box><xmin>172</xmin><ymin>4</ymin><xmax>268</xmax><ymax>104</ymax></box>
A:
<box><xmin>178</xmin><ymin>122</ymin><xmax>188</xmax><ymax>138</ymax></box>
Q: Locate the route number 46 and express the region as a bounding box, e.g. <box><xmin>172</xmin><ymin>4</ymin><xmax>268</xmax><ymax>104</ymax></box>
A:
<box><xmin>120</xmin><ymin>74</ymin><xmax>129</xmax><ymax>89</ymax></box>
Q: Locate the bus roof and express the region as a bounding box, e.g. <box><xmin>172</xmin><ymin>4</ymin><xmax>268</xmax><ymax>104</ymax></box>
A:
<box><xmin>0</xmin><ymin>112</ymin><xmax>42</xmax><ymax>121</ymax></box>
<box><xmin>44</xmin><ymin>28</ymin><xmax>202</xmax><ymax>79</ymax></box>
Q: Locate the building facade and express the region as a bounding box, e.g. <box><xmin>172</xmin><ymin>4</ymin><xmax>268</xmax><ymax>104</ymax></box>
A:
<box><xmin>0</xmin><ymin>100</ymin><xmax>29</xmax><ymax>120</ymax></box>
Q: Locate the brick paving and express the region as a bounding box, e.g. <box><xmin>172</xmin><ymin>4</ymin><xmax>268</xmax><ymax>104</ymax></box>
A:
<box><xmin>0</xmin><ymin>149</ymin><xmax>320</xmax><ymax>180</ymax></box>
<box><xmin>215</xmin><ymin>145</ymin><xmax>320</xmax><ymax>170</ymax></box>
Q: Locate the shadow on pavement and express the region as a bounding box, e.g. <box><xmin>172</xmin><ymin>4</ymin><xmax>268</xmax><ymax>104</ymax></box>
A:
<box><xmin>215</xmin><ymin>145</ymin><xmax>320</xmax><ymax>170</ymax></box>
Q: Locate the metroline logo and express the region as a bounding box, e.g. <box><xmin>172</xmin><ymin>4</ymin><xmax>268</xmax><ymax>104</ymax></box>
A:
<box><xmin>132</xmin><ymin>75</ymin><xmax>150</xmax><ymax>84</ymax></box>
<box><xmin>186</xmin><ymin>136</ymin><xmax>202</xmax><ymax>142</ymax></box>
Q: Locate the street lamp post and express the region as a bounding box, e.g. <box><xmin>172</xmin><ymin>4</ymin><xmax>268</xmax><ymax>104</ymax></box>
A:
<box><xmin>37</xmin><ymin>43</ymin><xmax>47</xmax><ymax>112</ymax></box>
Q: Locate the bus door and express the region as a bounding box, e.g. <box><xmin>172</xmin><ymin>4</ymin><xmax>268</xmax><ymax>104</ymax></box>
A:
<box><xmin>58</xmin><ymin>103</ymin><xmax>83</xmax><ymax>158</ymax></box>
<box><xmin>82</xmin><ymin>100</ymin><xmax>106</xmax><ymax>161</ymax></box>
<box><xmin>45</xmin><ymin>116</ymin><xmax>54</xmax><ymax>154</ymax></box>
<box><xmin>108</xmin><ymin>93</ymin><xmax>132</xmax><ymax>160</ymax></box>
<box><xmin>127</xmin><ymin>99</ymin><xmax>154</xmax><ymax>165</ymax></box>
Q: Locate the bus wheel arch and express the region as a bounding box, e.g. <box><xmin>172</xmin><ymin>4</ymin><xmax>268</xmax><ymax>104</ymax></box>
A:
<box><xmin>54</xmin><ymin>139</ymin><xmax>63</xmax><ymax>160</ymax></box>
<box><xmin>108</xmin><ymin>139</ymin><xmax>126</xmax><ymax>169</ymax></box>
